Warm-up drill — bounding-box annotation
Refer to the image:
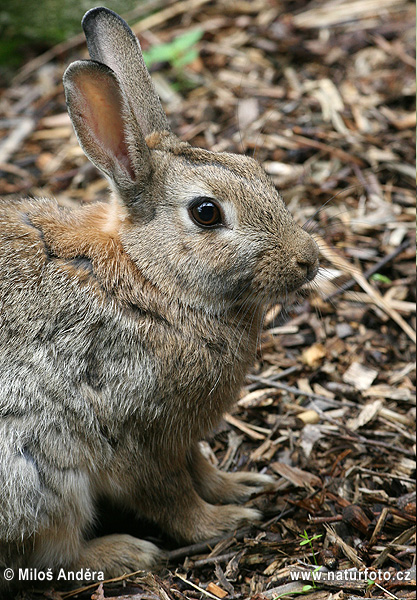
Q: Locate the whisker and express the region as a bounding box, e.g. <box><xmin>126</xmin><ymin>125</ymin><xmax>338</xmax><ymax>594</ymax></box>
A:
<box><xmin>302</xmin><ymin>184</ymin><xmax>363</xmax><ymax>231</ymax></box>
<box><xmin>252</xmin><ymin>109</ymin><xmax>276</xmax><ymax>160</ymax></box>
<box><xmin>235</xmin><ymin>71</ymin><xmax>245</xmax><ymax>154</ymax></box>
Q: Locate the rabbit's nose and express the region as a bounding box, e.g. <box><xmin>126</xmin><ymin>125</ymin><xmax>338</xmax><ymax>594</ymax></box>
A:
<box><xmin>297</xmin><ymin>255</ymin><xmax>319</xmax><ymax>282</ymax></box>
<box><xmin>294</xmin><ymin>235</ymin><xmax>319</xmax><ymax>282</ymax></box>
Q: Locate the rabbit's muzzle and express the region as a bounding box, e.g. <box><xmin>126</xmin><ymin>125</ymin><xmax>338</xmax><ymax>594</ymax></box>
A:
<box><xmin>292</xmin><ymin>230</ymin><xmax>319</xmax><ymax>285</ymax></box>
<box><xmin>252</xmin><ymin>226</ymin><xmax>319</xmax><ymax>301</ymax></box>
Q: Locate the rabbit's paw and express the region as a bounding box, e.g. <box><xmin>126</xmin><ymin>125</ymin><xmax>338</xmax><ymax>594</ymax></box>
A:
<box><xmin>220</xmin><ymin>471</ymin><xmax>275</xmax><ymax>502</ymax></box>
<box><xmin>184</xmin><ymin>504</ymin><xmax>262</xmax><ymax>542</ymax></box>
<box><xmin>195</xmin><ymin>467</ymin><xmax>275</xmax><ymax>504</ymax></box>
<box><xmin>76</xmin><ymin>534</ymin><xmax>163</xmax><ymax>578</ymax></box>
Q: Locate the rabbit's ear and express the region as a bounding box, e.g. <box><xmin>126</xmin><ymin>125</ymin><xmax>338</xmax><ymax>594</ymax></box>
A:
<box><xmin>82</xmin><ymin>7</ymin><xmax>170</xmax><ymax>137</ymax></box>
<box><xmin>63</xmin><ymin>60</ymin><xmax>151</xmax><ymax>195</ymax></box>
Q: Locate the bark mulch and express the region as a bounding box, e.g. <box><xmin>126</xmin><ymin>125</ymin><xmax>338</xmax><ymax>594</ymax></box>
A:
<box><xmin>0</xmin><ymin>0</ymin><xmax>415</xmax><ymax>599</ymax></box>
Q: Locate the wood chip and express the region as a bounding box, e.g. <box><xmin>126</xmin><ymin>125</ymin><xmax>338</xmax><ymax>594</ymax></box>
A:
<box><xmin>271</xmin><ymin>462</ymin><xmax>322</xmax><ymax>488</ymax></box>
<box><xmin>224</xmin><ymin>414</ymin><xmax>267</xmax><ymax>440</ymax></box>
<box><xmin>206</xmin><ymin>582</ymin><xmax>228</xmax><ymax>598</ymax></box>
<box><xmin>347</xmin><ymin>399</ymin><xmax>383</xmax><ymax>430</ymax></box>
<box><xmin>302</xmin><ymin>343</ymin><xmax>327</xmax><ymax>367</ymax></box>
<box><xmin>343</xmin><ymin>362</ymin><xmax>378</xmax><ymax>391</ymax></box>
<box><xmin>297</xmin><ymin>409</ymin><xmax>321</xmax><ymax>425</ymax></box>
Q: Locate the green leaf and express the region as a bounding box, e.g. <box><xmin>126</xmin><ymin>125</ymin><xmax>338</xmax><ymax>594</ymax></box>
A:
<box><xmin>299</xmin><ymin>532</ymin><xmax>322</xmax><ymax>545</ymax></box>
<box><xmin>142</xmin><ymin>45</ymin><xmax>174</xmax><ymax>66</ymax></box>
<box><xmin>142</xmin><ymin>29</ymin><xmax>203</xmax><ymax>73</ymax></box>
<box><xmin>370</xmin><ymin>273</ymin><xmax>392</xmax><ymax>283</ymax></box>
<box><xmin>173</xmin><ymin>28</ymin><xmax>203</xmax><ymax>51</ymax></box>
<box><xmin>173</xmin><ymin>48</ymin><xmax>199</xmax><ymax>69</ymax></box>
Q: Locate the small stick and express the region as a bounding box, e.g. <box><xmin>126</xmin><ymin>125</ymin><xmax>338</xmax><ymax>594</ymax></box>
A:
<box><xmin>166</xmin><ymin>529</ymin><xmax>251</xmax><ymax>562</ymax></box>
<box><xmin>324</xmin><ymin>238</ymin><xmax>411</xmax><ymax>301</ymax></box>
<box><xmin>175</xmin><ymin>571</ymin><xmax>225</xmax><ymax>599</ymax></box>
<box><xmin>247</xmin><ymin>374</ymin><xmax>356</xmax><ymax>406</ymax></box>
<box><xmin>290</xmin><ymin>132</ymin><xmax>366</xmax><ymax>166</ymax></box>
<box><xmin>0</xmin><ymin>118</ymin><xmax>35</xmax><ymax>164</ymax></box>
<box><xmin>316</xmin><ymin>235</ymin><xmax>416</xmax><ymax>342</ymax></box>
<box><xmin>369</xmin><ymin>507</ymin><xmax>390</xmax><ymax>548</ymax></box>
<box><xmin>309</xmin><ymin>515</ymin><xmax>343</xmax><ymax>524</ymax></box>
<box><xmin>324</xmin><ymin>429</ymin><xmax>415</xmax><ymax>458</ymax></box>
<box><xmin>188</xmin><ymin>551</ymin><xmax>237</xmax><ymax>568</ymax></box>
<box><xmin>61</xmin><ymin>569</ymin><xmax>153</xmax><ymax>598</ymax></box>
<box><xmin>245</xmin><ymin>365</ymin><xmax>300</xmax><ymax>391</ymax></box>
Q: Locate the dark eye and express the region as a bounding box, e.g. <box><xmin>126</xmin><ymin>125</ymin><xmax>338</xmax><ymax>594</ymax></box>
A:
<box><xmin>188</xmin><ymin>198</ymin><xmax>223</xmax><ymax>228</ymax></box>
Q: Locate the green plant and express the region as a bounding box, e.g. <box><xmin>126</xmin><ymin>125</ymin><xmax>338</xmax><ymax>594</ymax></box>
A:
<box><xmin>142</xmin><ymin>29</ymin><xmax>203</xmax><ymax>89</ymax></box>
<box><xmin>299</xmin><ymin>530</ymin><xmax>322</xmax><ymax>565</ymax></box>
<box><xmin>370</xmin><ymin>273</ymin><xmax>392</xmax><ymax>283</ymax></box>
<box><xmin>274</xmin><ymin>531</ymin><xmax>323</xmax><ymax>598</ymax></box>
<box><xmin>143</xmin><ymin>28</ymin><xmax>203</xmax><ymax>69</ymax></box>
<box><xmin>299</xmin><ymin>531</ymin><xmax>323</xmax><ymax>592</ymax></box>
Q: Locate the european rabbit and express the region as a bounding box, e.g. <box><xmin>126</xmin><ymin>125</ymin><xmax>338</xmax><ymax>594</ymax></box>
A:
<box><xmin>0</xmin><ymin>7</ymin><xmax>319</xmax><ymax>585</ymax></box>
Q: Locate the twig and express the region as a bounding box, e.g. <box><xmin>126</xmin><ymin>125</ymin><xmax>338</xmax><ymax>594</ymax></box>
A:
<box><xmin>245</xmin><ymin>366</ymin><xmax>300</xmax><ymax>392</ymax></box>
<box><xmin>372</xmin><ymin>526</ymin><xmax>416</xmax><ymax>568</ymax></box>
<box><xmin>175</xmin><ymin>571</ymin><xmax>224</xmax><ymax>599</ymax></box>
<box><xmin>132</xmin><ymin>0</ymin><xmax>215</xmax><ymax>35</ymax></box>
<box><xmin>324</xmin><ymin>238</ymin><xmax>412</xmax><ymax>301</ymax></box>
<box><xmin>316</xmin><ymin>235</ymin><xmax>416</xmax><ymax>342</ymax></box>
<box><xmin>293</xmin><ymin>0</ymin><xmax>409</xmax><ymax>29</ymax></box>
<box><xmin>60</xmin><ymin>569</ymin><xmax>151</xmax><ymax>598</ymax></box>
<box><xmin>0</xmin><ymin>118</ymin><xmax>36</xmax><ymax>163</ymax></box>
<box><xmin>309</xmin><ymin>515</ymin><xmax>343</xmax><ymax>524</ymax></box>
<box><xmin>224</xmin><ymin>413</ymin><xmax>268</xmax><ymax>440</ymax></box>
<box><xmin>290</xmin><ymin>131</ymin><xmax>366</xmax><ymax>166</ymax></box>
<box><xmin>166</xmin><ymin>528</ymin><xmax>251</xmax><ymax>562</ymax></box>
<box><xmin>369</xmin><ymin>507</ymin><xmax>390</xmax><ymax>547</ymax></box>
<box><xmin>357</xmin><ymin>467</ymin><xmax>416</xmax><ymax>484</ymax></box>
<box><xmin>187</xmin><ymin>551</ymin><xmax>237</xmax><ymax>568</ymax></box>
<box><xmin>324</xmin><ymin>429</ymin><xmax>415</xmax><ymax>457</ymax></box>
<box><xmin>247</xmin><ymin>374</ymin><xmax>356</xmax><ymax>406</ymax></box>
<box><xmin>342</xmin><ymin>292</ymin><xmax>415</xmax><ymax>314</ymax></box>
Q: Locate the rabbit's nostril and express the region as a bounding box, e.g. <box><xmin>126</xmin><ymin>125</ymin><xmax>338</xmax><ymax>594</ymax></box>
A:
<box><xmin>296</xmin><ymin>256</ymin><xmax>319</xmax><ymax>282</ymax></box>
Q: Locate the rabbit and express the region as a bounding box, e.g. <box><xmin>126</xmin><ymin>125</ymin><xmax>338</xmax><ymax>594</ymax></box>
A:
<box><xmin>0</xmin><ymin>6</ymin><xmax>319</xmax><ymax>587</ymax></box>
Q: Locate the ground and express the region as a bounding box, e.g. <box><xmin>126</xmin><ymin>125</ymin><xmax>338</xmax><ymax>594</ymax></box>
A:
<box><xmin>0</xmin><ymin>0</ymin><xmax>415</xmax><ymax>599</ymax></box>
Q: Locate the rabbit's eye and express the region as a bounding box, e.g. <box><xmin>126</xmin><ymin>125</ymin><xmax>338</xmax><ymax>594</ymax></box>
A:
<box><xmin>188</xmin><ymin>198</ymin><xmax>222</xmax><ymax>228</ymax></box>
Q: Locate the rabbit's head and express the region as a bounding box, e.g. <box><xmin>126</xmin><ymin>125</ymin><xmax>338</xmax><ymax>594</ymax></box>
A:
<box><xmin>63</xmin><ymin>8</ymin><xmax>318</xmax><ymax>313</ymax></box>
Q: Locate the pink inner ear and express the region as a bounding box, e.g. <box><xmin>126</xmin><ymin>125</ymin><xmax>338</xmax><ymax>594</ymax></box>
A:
<box><xmin>77</xmin><ymin>74</ymin><xmax>135</xmax><ymax>179</ymax></box>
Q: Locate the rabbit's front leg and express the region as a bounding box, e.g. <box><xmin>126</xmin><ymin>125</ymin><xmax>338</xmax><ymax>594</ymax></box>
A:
<box><xmin>187</xmin><ymin>443</ymin><xmax>274</xmax><ymax>504</ymax></box>
<box><xmin>133</xmin><ymin>460</ymin><xmax>262</xmax><ymax>544</ymax></box>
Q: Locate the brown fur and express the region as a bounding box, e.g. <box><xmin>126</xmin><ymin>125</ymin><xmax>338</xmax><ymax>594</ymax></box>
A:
<box><xmin>0</xmin><ymin>7</ymin><xmax>319</xmax><ymax>587</ymax></box>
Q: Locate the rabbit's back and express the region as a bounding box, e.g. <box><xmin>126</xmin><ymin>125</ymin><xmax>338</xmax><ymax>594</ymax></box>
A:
<box><xmin>0</xmin><ymin>199</ymin><xmax>111</xmax><ymax>547</ymax></box>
